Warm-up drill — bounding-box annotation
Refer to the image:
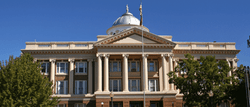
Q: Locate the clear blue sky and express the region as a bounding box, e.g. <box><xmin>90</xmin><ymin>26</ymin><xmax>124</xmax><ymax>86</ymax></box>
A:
<box><xmin>0</xmin><ymin>0</ymin><xmax>249</xmax><ymax>66</ymax></box>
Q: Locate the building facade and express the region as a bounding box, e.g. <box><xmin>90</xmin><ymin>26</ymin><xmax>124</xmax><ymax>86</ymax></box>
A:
<box><xmin>21</xmin><ymin>6</ymin><xmax>240</xmax><ymax>107</ymax></box>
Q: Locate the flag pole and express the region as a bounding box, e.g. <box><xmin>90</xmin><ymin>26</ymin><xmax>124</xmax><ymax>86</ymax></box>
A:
<box><xmin>139</xmin><ymin>1</ymin><xmax>145</xmax><ymax>107</ymax></box>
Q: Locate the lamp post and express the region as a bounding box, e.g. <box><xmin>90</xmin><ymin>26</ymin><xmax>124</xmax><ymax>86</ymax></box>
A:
<box><xmin>209</xmin><ymin>91</ymin><xmax>214</xmax><ymax>107</ymax></box>
<box><xmin>245</xmin><ymin>66</ymin><xmax>250</xmax><ymax>107</ymax></box>
<box><xmin>110</xmin><ymin>91</ymin><xmax>114</xmax><ymax>107</ymax></box>
<box><xmin>101</xmin><ymin>102</ymin><xmax>104</xmax><ymax>107</ymax></box>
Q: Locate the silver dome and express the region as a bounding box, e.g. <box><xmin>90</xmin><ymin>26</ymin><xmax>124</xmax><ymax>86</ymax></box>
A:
<box><xmin>112</xmin><ymin>5</ymin><xmax>140</xmax><ymax>26</ymax></box>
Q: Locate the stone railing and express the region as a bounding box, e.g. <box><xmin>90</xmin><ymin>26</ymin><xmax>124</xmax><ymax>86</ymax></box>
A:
<box><xmin>25</xmin><ymin>42</ymin><xmax>95</xmax><ymax>50</ymax></box>
<box><xmin>174</xmin><ymin>42</ymin><xmax>236</xmax><ymax>50</ymax></box>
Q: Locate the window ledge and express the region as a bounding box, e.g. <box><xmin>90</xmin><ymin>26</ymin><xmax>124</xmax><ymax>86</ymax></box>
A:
<box><xmin>75</xmin><ymin>73</ymin><xmax>87</xmax><ymax>75</ymax></box>
<box><xmin>56</xmin><ymin>73</ymin><xmax>68</xmax><ymax>75</ymax></box>
<box><xmin>41</xmin><ymin>73</ymin><xmax>49</xmax><ymax>75</ymax></box>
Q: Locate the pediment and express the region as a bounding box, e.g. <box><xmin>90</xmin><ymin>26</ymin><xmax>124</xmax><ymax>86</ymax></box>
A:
<box><xmin>94</xmin><ymin>27</ymin><xmax>176</xmax><ymax>48</ymax></box>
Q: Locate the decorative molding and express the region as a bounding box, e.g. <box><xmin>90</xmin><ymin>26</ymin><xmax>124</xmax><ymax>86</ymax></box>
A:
<box><xmin>49</xmin><ymin>59</ymin><xmax>56</xmax><ymax>63</ymax></box>
<box><xmin>96</xmin><ymin>54</ymin><xmax>103</xmax><ymax>57</ymax></box>
<box><xmin>104</xmin><ymin>54</ymin><xmax>110</xmax><ymax>58</ymax></box>
<box><xmin>234</xmin><ymin>58</ymin><xmax>239</xmax><ymax>63</ymax></box>
<box><xmin>122</xmin><ymin>54</ymin><xmax>129</xmax><ymax>58</ymax></box>
<box><xmin>33</xmin><ymin>58</ymin><xmax>37</xmax><ymax>62</ymax></box>
<box><xmin>173</xmin><ymin>50</ymin><xmax>240</xmax><ymax>54</ymax></box>
<box><xmin>142</xmin><ymin>54</ymin><xmax>149</xmax><ymax>58</ymax></box>
<box><xmin>94</xmin><ymin>44</ymin><xmax>175</xmax><ymax>49</ymax></box>
<box><xmin>22</xmin><ymin>50</ymin><xmax>95</xmax><ymax>55</ymax></box>
<box><xmin>94</xmin><ymin>27</ymin><xmax>176</xmax><ymax>47</ymax></box>
<box><xmin>87</xmin><ymin>59</ymin><xmax>93</xmax><ymax>62</ymax></box>
<box><xmin>161</xmin><ymin>54</ymin><xmax>167</xmax><ymax>57</ymax></box>
<box><xmin>68</xmin><ymin>58</ymin><xmax>75</xmax><ymax>62</ymax></box>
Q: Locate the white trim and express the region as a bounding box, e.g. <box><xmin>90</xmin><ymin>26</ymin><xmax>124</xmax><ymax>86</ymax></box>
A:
<box><xmin>75</xmin><ymin>80</ymin><xmax>87</xmax><ymax>94</ymax></box>
<box><xmin>56</xmin><ymin>62</ymin><xmax>68</xmax><ymax>74</ymax></box>
<box><xmin>129</xmin><ymin>79</ymin><xmax>140</xmax><ymax>91</ymax></box>
<box><xmin>149</xmin><ymin>79</ymin><xmax>158</xmax><ymax>91</ymax></box>
<box><xmin>40</xmin><ymin>62</ymin><xmax>50</xmax><ymax>75</ymax></box>
<box><xmin>75</xmin><ymin>62</ymin><xmax>87</xmax><ymax>73</ymax></box>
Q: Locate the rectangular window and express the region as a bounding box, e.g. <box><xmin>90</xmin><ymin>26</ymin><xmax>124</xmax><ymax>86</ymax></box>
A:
<box><xmin>128</xmin><ymin>79</ymin><xmax>140</xmax><ymax>91</ymax></box>
<box><xmin>149</xmin><ymin>79</ymin><xmax>158</xmax><ymax>91</ymax></box>
<box><xmin>57</xmin><ymin>62</ymin><xmax>68</xmax><ymax>74</ymax></box>
<box><xmin>178</xmin><ymin>44</ymin><xmax>189</xmax><ymax>47</ymax></box>
<box><xmin>110</xmin><ymin>79</ymin><xmax>122</xmax><ymax>92</ymax></box>
<box><xmin>56</xmin><ymin>104</ymin><xmax>66</xmax><ymax>107</ymax></box>
<box><xmin>74</xmin><ymin>104</ymin><xmax>86</xmax><ymax>107</ymax></box>
<box><xmin>75</xmin><ymin>62</ymin><xmax>87</xmax><ymax>73</ymax></box>
<box><xmin>56</xmin><ymin>81</ymin><xmax>68</xmax><ymax>94</ymax></box>
<box><xmin>38</xmin><ymin>44</ymin><xmax>50</xmax><ymax>47</ymax></box>
<box><xmin>148</xmin><ymin>61</ymin><xmax>158</xmax><ymax>72</ymax></box>
<box><xmin>110</xmin><ymin>61</ymin><xmax>121</xmax><ymax>72</ymax></box>
<box><xmin>110</xmin><ymin>102</ymin><xmax>123</xmax><ymax>107</ymax></box>
<box><xmin>196</xmin><ymin>45</ymin><xmax>207</xmax><ymax>47</ymax></box>
<box><xmin>75</xmin><ymin>44</ymin><xmax>88</xmax><ymax>47</ymax></box>
<box><xmin>128</xmin><ymin>61</ymin><xmax>140</xmax><ymax>72</ymax></box>
<box><xmin>41</xmin><ymin>62</ymin><xmax>50</xmax><ymax>74</ymax></box>
<box><xmin>57</xmin><ymin>44</ymin><xmax>69</xmax><ymax>47</ymax></box>
<box><xmin>75</xmin><ymin>80</ymin><xmax>87</xmax><ymax>94</ymax></box>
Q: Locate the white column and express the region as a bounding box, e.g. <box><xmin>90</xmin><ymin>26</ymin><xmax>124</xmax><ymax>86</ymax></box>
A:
<box><xmin>226</xmin><ymin>59</ymin><xmax>232</xmax><ymax>77</ymax></box>
<box><xmin>161</xmin><ymin>54</ymin><xmax>168</xmax><ymax>91</ymax></box>
<box><xmin>158</xmin><ymin>58</ymin><xmax>163</xmax><ymax>91</ymax></box>
<box><xmin>94</xmin><ymin>59</ymin><xmax>98</xmax><ymax>91</ymax></box>
<box><xmin>96</xmin><ymin>54</ymin><xmax>103</xmax><ymax>92</ymax></box>
<box><xmin>174</xmin><ymin>59</ymin><xmax>179</xmax><ymax>94</ymax></box>
<box><xmin>68</xmin><ymin>59</ymin><xmax>74</xmax><ymax>94</ymax></box>
<box><xmin>122</xmin><ymin>54</ymin><xmax>129</xmax><ymax>92</ymax></box>
<box><xmin>169</xmin><ymin>54</ymin><xmax>174</xmax><ymax>91</ymax></box>
<box><xmin>49</xmin><ymin>59</ymin><xmax>56</xmax><ymax>94</ymax></box>
<box><xmin>104</xmin><ymin>54</ymin><xmax>110</xmax><ymax>92</ymax></box>
<box><xmin>87</xmin><ymin>59</ymin><xmax>93</xmax><ymax>94</ymax></box>
<box><xmin>68</xmin><ymin>58</ymin><xmax>75</xmax><ymax>94</ymax></box>
<box><xmin>142</xmin><ymin>54</ymin><xmax>149</xmax><ymax>91</ymax></box>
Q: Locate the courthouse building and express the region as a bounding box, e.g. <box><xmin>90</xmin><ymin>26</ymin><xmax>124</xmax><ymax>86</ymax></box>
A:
<box><xmin>21</xmin><ymin>6</ymin><xmax>240</xmax><ymax>107</ymax></box>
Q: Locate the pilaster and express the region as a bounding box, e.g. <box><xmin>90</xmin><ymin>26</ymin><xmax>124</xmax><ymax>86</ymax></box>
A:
<box><xmin>161</xmin><ymin>54</ymin><xmax>168</xmax><ymax>91</ymax></box>
<box><xmin>49</xmin><ymin>59</ymin><xmax>56</xmax><ymax>94</ymax></box>
<box><xmin>96</xmin><ymin>54</ymin><xmax>103</xmax><ymax>92</ymax></box>
<box><xmin>104</xmin><ymin>54</ymin><xmax>110</xmax><ymax>92</ymax></box>
<box><xmin>142</xmin><ymin>54</ymin><xmax>149</xmax><ymax>92</ymax></box>
<box><xmin>68</xmin><ymin>58</ymin><xmax>75</xmax><ymax>94</ymax></box>
<box><xmin>122</xmin><ymin>54</ymin><xmax>129</xmax><ymax>92</ymax></box>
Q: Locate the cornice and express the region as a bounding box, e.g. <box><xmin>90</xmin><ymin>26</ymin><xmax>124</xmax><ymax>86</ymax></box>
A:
<box><xmin>173</xmin><ymin>49</ymin><xmax>240</xmax><ymax>54</ymax></box>
<box><xmin>94</xmin><ymin>27</ymin><xmax>176</xmax><ymax>48</ymax></box>
<box><xmin>21</xmin><ymin>49</ymin><xmax>96</xmax><ymax>55</ymax></box>
<box><xmin>95</xmin><ymin>44</ymin><xmax>175</xmax><ymax>49</ymax></box>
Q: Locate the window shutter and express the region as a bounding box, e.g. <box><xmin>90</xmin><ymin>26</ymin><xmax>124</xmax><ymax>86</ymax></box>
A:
<box><xmin>64</xmin><ymin>81</ymin><xmax>67</xmax><ymax>94</ymax></box>
<box><xmin>66</xmin><ymin>63</ymin><xmax>68</xmax><ymax>73</ymax></box>
<box><xmin>56</xmin><ymin>81</ymin><xmax>59</xmax><ymax>94</ymax></box>
<box><xmin>57</xmin><ymin>63</ymin><xmax>59</xmax><ymax>73</ymax></box>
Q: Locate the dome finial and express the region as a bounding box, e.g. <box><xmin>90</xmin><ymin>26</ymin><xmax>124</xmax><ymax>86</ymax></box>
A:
<box><xmin>126</xmin><ymin>4</ymin><xmax>129</xmax><ymax>13</ymax></box>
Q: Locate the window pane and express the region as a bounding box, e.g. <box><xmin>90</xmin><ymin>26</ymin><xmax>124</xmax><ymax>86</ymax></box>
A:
<box><xmin>41</xmin><ymin>63</ymin><xmax>46</xmax><ymax>73</ymax></box>
<box><xmin>113</xmin><ymin>80</ymin><xmax>118</xmax><ymax>91</ymax></box>
<box><xmin>137</xmin><ymin>62</ymin><xmax>140</xmax><ymax>72</ymax></box>
<box><xmin>46</xmin><ymin>63</ymin><xmax>50</xmax><ymax>73</ymax></box>
<box><xmin>113</xmin><ymin>62</ymin><xmax>118</xmax><ymax>72</ymax></box>
<box><xmin>79</xmin><ymin>63</ymin><xmax>84</xmax><ymax>73</ymax></box>
<box><xmin>131</xmin><ymin>62</ymin><xmax>136</xmax><ymax>72</ymax></box>
<box><xmin>60</xmin><ymin>63</ymin><xmax>65</xmax><ymax>73</ymax></box>
<box><xmin>65</xmin><ymin>63</ymin><xmax>68</xmax><ymax>73</ymax></box>
<box><xmin>119</xmin><ymin>80</ymin><xmax>121</xmax><ymax>91</ymax></box>
<box><xmin>149</xmin><ymin>62</ymin><xmax>154</xmax><ymax>71</ymax></box>
<box><xmin>60</xmin><ymin>81</ymin><xmax>64</xmax><ymax>94</ymax></box>
<box><xmin>132</xmin><ymin>80</ymin><xmax>136</xmax><ymax>91</ymax></box>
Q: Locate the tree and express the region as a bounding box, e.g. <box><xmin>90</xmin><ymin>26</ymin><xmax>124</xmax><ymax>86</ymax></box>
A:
<box><xmin>226</xmin><ymin>65</ymin><xmax>247</xmax><ymax>107</ymax></box>
<box><xmin>0</xmin><ymin>53</ymin><xmax>60</xmax><ymax>107</ymax></box>
<box><xmin>168</xmin><ymin>53</ymin><xmax>237</xmax><ymax>107</ymax></box>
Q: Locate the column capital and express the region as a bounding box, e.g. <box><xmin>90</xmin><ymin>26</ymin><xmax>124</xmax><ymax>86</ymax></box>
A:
<box><xmin>167</xmin><ymin>54</ymin><xmax>174</xmax><ymax>58</ymax></box>
<box><xmin>173</xmin><ymin>58</ymin><xmax>179</xmax><ymax>61</ymax></box>
<box><xmin>49</xmin><ymin>59</ymin><xmax>56</xmax><ymax>63</ymax></box>
<box><xmin>68</xmin><ymin>58</ymin><xmax>75</xmax><ymax>62</ymax></box>
<box><xmin>234</xmin><ymin>58</ymin><xmax>239</xmax><ymax>63</ymax></box>
<box><xmin>161</xmin><ymin>54</ymin><xmax>167</xmax><ymax>57</ymax></box>
<box><xmin>104</xmin><ymin>54</ymin><xmax>110</xmax><ymax>58</ymax></box>
<box><xmin>122</xmin><ymin>54</ymin><xmax>129</xmax><ymax>58</ymax></box>
<box><xmin>87</xmin><ymin>59</ymin><xmax>93</xmax><ymax>62</ymax></box>
<box><xmin>33</xmin><ymin>58</ymin><xmax>37</xmax><ymax>62</ymax></box>
<box><xmin>96</xmin><ymin>54</ymin><xmax>103</xmax><ymax>57</ymax></box>
<box><xmin>142</xmin><ymin>54</ymin><xmax>148</xmax><ymax>58</ymax></box>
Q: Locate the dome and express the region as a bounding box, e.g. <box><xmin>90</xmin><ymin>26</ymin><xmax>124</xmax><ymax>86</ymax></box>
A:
<box><xmin>112</xmin><ymin>6</ymin><xmax>140</xmax><ymax>26</ymax></box>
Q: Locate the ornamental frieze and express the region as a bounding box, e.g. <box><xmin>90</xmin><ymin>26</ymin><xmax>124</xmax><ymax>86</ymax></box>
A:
<box><xmin>22</xmin><ymin>50</ymin><xmax>96</xmax><ymax>55</ymax></box>
<box><xmin>173</xmin><ymin>50</ymin><xmax>240</xmax><ymax>54</ymax></box>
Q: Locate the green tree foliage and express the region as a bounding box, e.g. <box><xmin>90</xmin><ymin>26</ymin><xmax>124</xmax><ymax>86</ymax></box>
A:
<box><xmin>0</xmin><ymin>53</ymin><xmax>60</xmax><ymax>107</ymax></box>
<box><xmin>226</xmin><ymin>65</ymin><xmax>247</xmax><ymax>107</ymax></box>
<box><xmin>168</xmin><ymin>53</ymin><xmax>237</xmax><ymax>107</ymax></box>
